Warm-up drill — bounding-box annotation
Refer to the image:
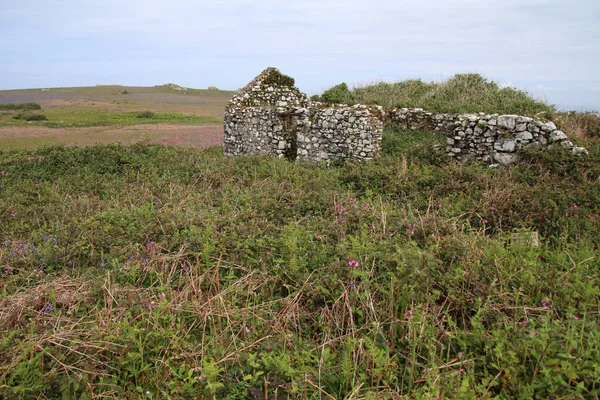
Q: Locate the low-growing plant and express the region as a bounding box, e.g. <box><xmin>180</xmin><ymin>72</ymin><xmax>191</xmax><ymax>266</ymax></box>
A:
<box><xmin>0</xmin><ymin>102</ymin><xmax>42</xmax><ymax>111</ymax></box>
<box><xmin>0</xmin><ymin>135</ymin><xmax>598</xmax><ymax>398</ymax></box>
<box><xmin>136</xmin><ymin>111</ymin><xmax>154</xmax><ymax>119</ymax></box>
<box><xmin>317</xmin><ymin>73</ymin><xmax>554</xmax><ymax>116</ymax></box>
<box><xmin>12</xmin><ymin>112</ymin><xmax>48</xmax><ymax>121</ymax></box>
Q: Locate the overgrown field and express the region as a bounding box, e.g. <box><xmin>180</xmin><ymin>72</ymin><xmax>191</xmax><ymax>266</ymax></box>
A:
<box><xmin>1</xmin><ymin>131</ymin><xmax>599</xmax><ymax>399</ymax></box>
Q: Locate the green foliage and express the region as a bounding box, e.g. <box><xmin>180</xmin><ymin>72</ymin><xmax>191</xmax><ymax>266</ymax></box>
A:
<box><xmin>1</xmin><ymin>136</ymin><xmax>599</xmax><ymax>398</ymax></box>
<box><xmin>261</xmin><ymin>68</ymin><xmax>295</xmax><ymax>87</ymax></box>
<box><xmin>0</xmin><ymin>102</ymin><xmax>42</xmax><ymax>111</ymax></box>
<box><xmin>316</xmin><ymin>73</ymin><xmax>555</xmax><ymax>116</ymax></box>
<box><xmin>136</xmin><ymin>111</ymin><xmax>154</xmax><ymax>119</ymax></box>
<box><xmin>12</xmin><ymin>112</ymin><xmax>48</xmax><ymax>121</ymax></box>
<box><xmin>316</xmin><ymin>82</ymin><xmax>354</xmax><ymax>104</ymax></box>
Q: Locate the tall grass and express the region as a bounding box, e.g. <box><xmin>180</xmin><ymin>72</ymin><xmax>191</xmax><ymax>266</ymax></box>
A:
<box><xmin>0</xmin><ymin>134</ymin><xmax>599</xmax><ymax>398</ymax></box>
<box><xmin>313</xmin><ymin>74</ymin><xmax>555</xmax><ymax>116</ymax></box>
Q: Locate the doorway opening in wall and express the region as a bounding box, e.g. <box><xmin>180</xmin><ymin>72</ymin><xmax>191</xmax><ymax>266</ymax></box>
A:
<box><xmin>282</xmin><ymin>113</ymin><xmax>299</xmax><ymax>161</ymax></box>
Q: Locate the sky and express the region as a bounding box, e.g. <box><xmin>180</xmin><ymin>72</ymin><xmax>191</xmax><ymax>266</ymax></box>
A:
<box><xmin>1</xmin><ymin>0</ymin><xmax>599</xmax><ymax>111</ymax></box>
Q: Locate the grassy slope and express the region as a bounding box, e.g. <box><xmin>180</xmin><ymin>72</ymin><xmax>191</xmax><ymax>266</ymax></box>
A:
<box><xmin>0</xmin><ymin>85</ymin><xmax>234</xmax><ymax>128</ymax></box>
<box><xmin>314</xmin><ymin>74</ymin><xmax>556</xmax><ymax>117</ymax></box>
<box><xmin>1</xmin><ymin>131</ymin><xmax>599</xmax><ymax>398</ymax></box>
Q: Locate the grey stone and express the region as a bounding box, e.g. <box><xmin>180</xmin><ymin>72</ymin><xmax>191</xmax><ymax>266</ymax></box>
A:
<box><xmin>515</xmin><ymin>131</ymin><xmax>533</xmax><ymax>141</ymax></box>
<box><xmin>572</xmin><ymin>146</ymin><xmax>589</xmax><ymax>155</ymax></box>
<box><xmin>494</xmin><ymin>152</ymin><xmax>519</xmax><ymax>165</ymax></box>
<box><xmin>498</xmin><ymin>115</ymin><xmax>517</xmax><ymax>130</ymax></box>
<box><xmin>549</xmin><ymin>130</ymin><xmax>568</xmax><ymax>142</ymax></box>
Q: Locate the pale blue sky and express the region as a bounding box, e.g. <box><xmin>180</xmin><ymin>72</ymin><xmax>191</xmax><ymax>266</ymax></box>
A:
<box><xmin>1</xmin><ymin>0</ymin><xmax>599</xmax><ymax>110</ymax></box>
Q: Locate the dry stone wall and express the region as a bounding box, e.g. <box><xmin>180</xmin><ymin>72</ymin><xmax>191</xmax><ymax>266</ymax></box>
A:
<box><xmin>389</xmin><ymin>108</ymin><xmax>587</xmax><ymax>164</ymax></box>
<box><xmin>224</xmin><ymin>68</ymin><xmax>383</xmax><ymax>162</ymax></box>
<box><xmin>224</xmin><ymin>68</ymin><xmax>586</xmax><ymax>165</ymax></box>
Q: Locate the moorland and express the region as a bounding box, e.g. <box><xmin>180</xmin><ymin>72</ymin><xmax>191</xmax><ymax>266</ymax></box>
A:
<box><xmin>1</xmin><ymin>76</ymin><xmax>599</xmax><ymax>399</ymax></box>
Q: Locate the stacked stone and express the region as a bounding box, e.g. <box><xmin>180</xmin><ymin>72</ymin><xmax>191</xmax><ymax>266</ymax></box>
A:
<box><xmin>388</xmin><ymin>108</ymin><xmax>588</xmax><ymax>165</ymax></box>
<box><xmin>224</xmin><ymin>68</ymin><xmax>309</xmax><ymax>158</ymax></box>
<box><xmin>224</xmin><ymin>68</ymin><xmax>384</xmax><ymax>162</ymax></box>
<box><xmin>295</xmin><ymin>104</ymin><xmax>384</xmax><ymax>162</ymax></box>
<box><xmin>223</xmin><ymin>107</ymin><xmax>290</xmax><ymax>158</ymax></box>
<box><xmin>389</xmin><ymin>108</ymin><xmax>455</xmax><ymax>133</ymax></box>
<box><xmin>448</xmin><ymin>114</ymin><xmax>587</xmax><ymax>164</ymax></box>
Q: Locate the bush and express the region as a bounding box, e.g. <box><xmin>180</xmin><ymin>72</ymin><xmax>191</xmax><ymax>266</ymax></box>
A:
<box><xmin>13</xmin><ymin>112</ymin><xmax>48</xmax><ymax>121</ymax></box>
<box><xmin>0</xmin><ymin>102</ymin><xmax>42</xmax><ymax>111</ymax></box>
<box><xmin>136</xmin><ymin>111</ymin><xmax>154</xmax><ymax>119</ymax></box>
<box><xmin>319</xmin><ymin>82</ymin><xmax>353</xmax><ymax>104</ymax></box>
<box><xmin>315</xmin><ymin>74</ymin><xmax>554</xmax><ymax>116</ymax></box>
<box><xmin>556</xmin><ymin>111</ymin><xmax>600</xmax><ymax>139</ymax></box>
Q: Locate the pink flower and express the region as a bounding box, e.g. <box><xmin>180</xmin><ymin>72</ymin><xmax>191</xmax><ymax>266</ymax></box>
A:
<box><xmin>458</xmin><ymin>352</ymin><xmax>463</xmax><ymax>357</ymax></box>
<box><xmin>348</xmin><ymin>259</ymin><xmax>359</xmax><ymax>267</ymax></box>
<box><xmin>574</xmin><ymin>316</ymin><xmax>580</xmax><ymax>320</ymax></box>
<box><xmin>531</xmin><ymin>331</ymin><xmax>536</xmax><ymax>336</ymax></box>
<box><xmin>404</xmin><ymin>309</ymin><xmax>413</xmax><ymax>319</ymax></box>
<box><xmin>315</xmin><ymin>235</ymin><xmax>322</xmax><ymax>240</ymax></box>
<box><xmin>258</xmin><ymin>258</ymin><xmax>263</xmax><ymax>263</ymax></box>
<box><xmin>573</xmin><ymin>203</ymin><xmax>578</xmax><ymax>209</ymax></box>
<box><xmin>245</xmin><ymin>327</ymin><xmax>251</xmax><ymax>333</ymax></box>
<box><xmin>541</xmin><ymin>300</ymin><xmax>549</xmax><ymax>307</ymax></box>
<box><xmin>158</xmin><ymin>293</ymin><xmax>166</xmax><ymax>301</ymax></box>
<box><xmin>518</xmin><ymin>320</ymin><xmax>527</xmax><ymax>326</ymax></box>
<box><xmin>483</xmin><ymin>219</ymin><xmax>488</xmax><ymax>224</ymax></box>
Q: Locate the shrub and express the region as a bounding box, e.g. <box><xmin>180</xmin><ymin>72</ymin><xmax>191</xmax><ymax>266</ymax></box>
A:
<box><xmin>0</xmin><ymin>102</ymin><xmax>42</xmax><ymax>111</ymax></box>
<box><xmin>556</xmin><ymin>110</ymin><xmax>600</xmax><ymax>139</ymax></box>
<box><xmin>319</xmin><ymin>82</ymin><xmax>353</xmax><ymax>104</ymax></box>
<box><xmin>315</xmin><ymin>74</ymin><xmax>554</xmax><ymax>116</ymax></box>
<box><xmin>13</xmin><ymin>112</ymin><xmax>48</xmax><ymax>121</ymax></box>
<box><xmin>136</xmin><ymin>111</ymin><xmax>154</xmax><ymax>119</ymax></box>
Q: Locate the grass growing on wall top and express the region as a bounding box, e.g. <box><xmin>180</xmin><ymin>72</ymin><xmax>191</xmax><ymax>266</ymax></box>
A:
<box><xmin>0</xmin><ymin>130</ymin><xmax>599</xmax><ymax>398</ymax></box>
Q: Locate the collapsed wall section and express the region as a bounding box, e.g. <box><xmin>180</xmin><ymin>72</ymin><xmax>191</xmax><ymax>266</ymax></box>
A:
<box><xmin>389</xmin><ymin>108</ymin><xmax>587</xmax><ymax>164</ymax></box>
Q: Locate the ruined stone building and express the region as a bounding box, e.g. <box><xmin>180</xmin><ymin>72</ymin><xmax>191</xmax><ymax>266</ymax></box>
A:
<box><xmin>224</xmin><ymin>68</ymin><xmax>586</xmax><ymax>165</ymax></box>
<box><xmin>223</xmin><ymin>68</ymin><xmax>384</xmax><ymax>162</ymax></box>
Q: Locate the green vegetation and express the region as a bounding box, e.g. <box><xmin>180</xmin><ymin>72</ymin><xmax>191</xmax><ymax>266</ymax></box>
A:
<box><xmin>261</xmin><ymin>68</ymin><xmax>295</xmax><ymax>88</ymax></box>
<box><xmin>0</xmin><ymin>110</ymin><xmax>221</xmax><ymax>128</ymax></box>
<box><xmin>313</xmin><ymin>74</ymin><xmax>555</xmax><ymax>116</ymax></box>
<box><xmin>1</xmin><ymin>129</ymin><xmax>599</xmax><ymax>398</ymax></box>
<box><xmin>12</xmin><ymin>112</ymin><xmax>48</xmax><ymax>121</ymax></box>
<box><xmin>136</xmin><ymin>111</ymin><xmax>155</xmax><ymax>119</ymax></box>
<box><xmin>0</xmin><ymin>102</ymin><xmax>42</xmax><ymax>111</ymax></box>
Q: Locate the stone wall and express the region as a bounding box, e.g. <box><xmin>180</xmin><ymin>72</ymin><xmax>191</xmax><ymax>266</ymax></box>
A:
<box><xmin>389</xmin><ymin>108</ymin><xmax>587</xmax><ymax>164</ymax></box>
<box><xmin>224</xmin><ymin>68</ymin><xmax>383</xmax><ymax>162</ymax></box>
<box><xmin>295</xmin><ymin>104</ymin><xmax>384</xmax><ymax>162</ymax></box>
<box><xmin>224</xmin><ymin>68</ymin><xmax>586</xmax><ymax>165</ymax></box>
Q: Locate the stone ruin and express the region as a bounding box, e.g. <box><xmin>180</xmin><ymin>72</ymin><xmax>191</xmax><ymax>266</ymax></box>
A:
<box><xmin>388</xmin><ymin>108</ymin><xmax>588</xmax><ymax>165</ymax></box>
<box><xmin>224</xmin><ymin>68</ymin><xmax>586</xmax><ymax>165</ymax></box>
<box><xmin>224</xmin><ymin>68</ymin><xmax>384</xmax><ymax>162</ymax></box>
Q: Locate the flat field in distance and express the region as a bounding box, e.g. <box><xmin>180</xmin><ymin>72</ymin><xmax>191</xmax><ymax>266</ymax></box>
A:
<box><xmin>0</xmin><ymin>84</ymin><xmax>234</xmax><ymax>149</ymax></box>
